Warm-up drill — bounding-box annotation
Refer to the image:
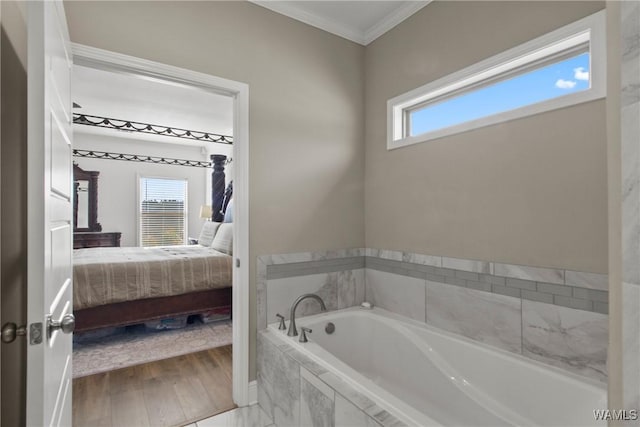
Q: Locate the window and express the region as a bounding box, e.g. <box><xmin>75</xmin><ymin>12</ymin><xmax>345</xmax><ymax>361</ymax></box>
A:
<box><xmin>139</xmin><ymin>177</ymin><xmax>188</xmax><ymax>246</ymax></box>
<box><xmin>387</xmin><ymin>10</ymin><xmax>606</xmax><ymax>149</ymax></box>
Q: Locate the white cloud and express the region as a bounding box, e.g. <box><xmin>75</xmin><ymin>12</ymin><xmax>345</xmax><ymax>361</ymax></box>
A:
<box><xmin>555</xmin><ymin>79</ymin><xmax>577</xmax><ymax>89</ymax></box>
<box><xmin>574</xmin><ymin>67</ymin><xmax>589</xmax><ymax>81</ymax></box>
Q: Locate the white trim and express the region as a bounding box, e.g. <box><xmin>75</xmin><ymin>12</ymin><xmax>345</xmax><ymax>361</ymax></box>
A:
<box><xmin>136</xmin><ymin>172</ymin><xmax>141</xmax><ymax>247</ymax></box>
<box><xmin>71</xmin><ymin>44</ymin><xmax>252</xmax><ymax>406</ymax></box>
<box><xmin>251</xmin><ymin>0</ymin><xmax>365</xmax><ymax>45</ymax></box>
<box><xmin>387</xmin><ymin>9</ymin><xmax>607</xmax><ymax>150</ymax></box>
<box><xmin>247</xmin><ymin>380</ymin><xmax>258</xmax><ymax>405</ymax></box>
<box><xmin>250</xmin><ymin>1</ymin><xmax>430</xmax><ymax>46</ymax></box>
<box><xmin>231</xmin><ymin>64</ymin><xmax>251</xmax><ymax>407</ymax></box>
<box><xmin>363</xmin><ymin>1</ymin><xmax>431</xmax><ymax>45</ymax></box>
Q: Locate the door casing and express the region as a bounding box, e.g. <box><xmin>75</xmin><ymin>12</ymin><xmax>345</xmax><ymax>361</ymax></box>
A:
<box><xmin>71</xmin><ymin>43</ymin><xmax>252</xmax><ymax>405</ymax></box>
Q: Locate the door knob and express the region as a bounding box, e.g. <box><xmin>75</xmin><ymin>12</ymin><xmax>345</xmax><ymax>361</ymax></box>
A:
<box><xmin>47</xmin><ymin>313</ymin><xmax>75</xmax><ymax>337</ymax></box>
<box><xmin>1</xmin><ymin>322</ymin><xmax>27</xmax><ymax>344</ymax></box>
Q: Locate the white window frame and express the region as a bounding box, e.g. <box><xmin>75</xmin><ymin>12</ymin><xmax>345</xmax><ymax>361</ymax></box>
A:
<box><xmin>137</xmin><ymin>175</ymin><xmax>189</xmax><ymax>247</ymax></box>
<box><xmin>387</xmin><ymin>9</ymin><xmax>606</xmax><ymax>150</ymax></box>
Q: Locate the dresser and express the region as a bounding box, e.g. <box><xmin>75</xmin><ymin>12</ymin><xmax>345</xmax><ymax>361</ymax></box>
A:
<box><xmin>74</xmin><ymin>232</ymin><xmax>122</xmax><ymax>249</ymax></box>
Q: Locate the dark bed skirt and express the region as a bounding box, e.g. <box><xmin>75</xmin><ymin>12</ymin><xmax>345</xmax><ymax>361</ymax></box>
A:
<box><xmin>74</xmin><ymin>287</ymin><xmax>232</xmax><ymax>332</ymax></box>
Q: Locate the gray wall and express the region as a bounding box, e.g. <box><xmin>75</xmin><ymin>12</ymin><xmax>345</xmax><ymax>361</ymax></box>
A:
<box><xmin>64</xmin><ymin>0</ymin><xmax>366</xmax><ymax>380</ymax></box>
<box><xmin>364</xmin><ymin>1</ymin><xmax>607</xmax><ymax>274</ymax></box>
<box><xmin>1</xmin><ymin>1</ymin><xmax>28</xmax><ymax>425</ymax></box>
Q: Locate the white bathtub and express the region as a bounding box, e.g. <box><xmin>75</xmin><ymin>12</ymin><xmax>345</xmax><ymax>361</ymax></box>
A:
<box><xmin>268</xmin><ymin>307</ymin><xmax>606</xmax><ymax>427</ymax></box>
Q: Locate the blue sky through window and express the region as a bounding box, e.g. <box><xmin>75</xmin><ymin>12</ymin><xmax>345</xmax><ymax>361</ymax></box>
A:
<box><xmin>410</xmin><ymin>52</ymin><xmax>590</xmax><ymax>137</ymax></box>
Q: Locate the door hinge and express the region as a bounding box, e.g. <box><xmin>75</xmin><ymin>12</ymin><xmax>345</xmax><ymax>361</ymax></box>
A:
<box><xmin>236</xmin><ymin>258</ymin><xmax>240</xmax><ymax>268</ymax></box>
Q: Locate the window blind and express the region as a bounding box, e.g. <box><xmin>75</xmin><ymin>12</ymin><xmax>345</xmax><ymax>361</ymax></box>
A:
<box><xmin>139</xmin><ymin>177</ymin><xmax>187</xmax><ymax>246</ymax></box>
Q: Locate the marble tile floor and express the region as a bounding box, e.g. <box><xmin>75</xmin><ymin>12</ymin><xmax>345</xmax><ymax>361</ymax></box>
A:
<box><xmin>187</xmin><ymin>404</ymin><xmax>274</xmax><ymax>427</ymax></box>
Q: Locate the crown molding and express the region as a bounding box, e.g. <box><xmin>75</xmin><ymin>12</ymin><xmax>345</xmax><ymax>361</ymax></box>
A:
<box><xmin>251</xmin><ymin>1</ymin><xmax>366</xmax><ymax>44</ymax></box>
<box><xmin>250</xmin><ymin>1</ymin><xmax>430</xmax><ymax>46</ymax></box>
<box><xmin>364</xmin><ymin>1</ymin><xmax>431</xmax><ymax>45</ymax></box>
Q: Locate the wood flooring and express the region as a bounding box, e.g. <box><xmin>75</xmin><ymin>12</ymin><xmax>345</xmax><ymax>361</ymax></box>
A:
<box><xmin>72</xmin><ymin>345</ymin><xmax>235</xmax><ymax>427</ymax></box>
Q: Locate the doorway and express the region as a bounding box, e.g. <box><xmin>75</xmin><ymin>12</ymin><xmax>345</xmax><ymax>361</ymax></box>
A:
<box><xmin>69</xmin><ymin>44</ymin><xmax>250</xmax><ymax>426</ymax></box>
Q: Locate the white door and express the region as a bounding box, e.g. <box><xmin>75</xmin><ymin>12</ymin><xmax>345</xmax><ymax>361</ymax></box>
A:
<box><xmin>26</xmin><ymin>1</ymin><xmax>74</xmax><ymax>426</ymax></box>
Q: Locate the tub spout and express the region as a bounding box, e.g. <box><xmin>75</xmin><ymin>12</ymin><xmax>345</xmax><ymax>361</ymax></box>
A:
<box><xmin>287</xmin><ymin>293</ymin><xmax>327</xmax><ymax>337</ymax></box>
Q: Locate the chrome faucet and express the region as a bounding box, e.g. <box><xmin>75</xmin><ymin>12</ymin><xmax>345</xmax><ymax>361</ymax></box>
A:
<box><xmin>287</xmin><ymin>293</ymin><xmax>327</xmax><ymax>337</ymax></box>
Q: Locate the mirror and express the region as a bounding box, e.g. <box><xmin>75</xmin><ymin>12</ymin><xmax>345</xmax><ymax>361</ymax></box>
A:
<box><xmin>76</xmin><ymin>180</ymin><xmax>90</xmax><ymax>228</ymax></box>
<box><xmin>73</xmin><ymin>164</ymin><xmax>102</xmax><ymax>232</ymax></box>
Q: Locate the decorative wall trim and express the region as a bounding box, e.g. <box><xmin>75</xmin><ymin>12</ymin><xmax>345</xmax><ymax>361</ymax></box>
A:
<box><xmin>251</xmin><ymin>0</ymin><xmax>365</xmax><ymax>45</ymax></box>
<box><xmin>366</xmin><ymin>248</ymin><xmax>608</xmax><ymax>290</ymax></box>
<box><xmin>257</xmin><ymin>248</ymin><xmax>607</xmax><ymax>317</ymax></box>
<box><xmin>266</xmin><ymin>256</ymin><xmax>364</xmax><ymax>280</ymax></box>
<box><xmin>72</xmin><ymin>149</ymin><xmax>222</xmax><ymax>168</ymax></box>
<box><xmin>258</xmin><ymin>248</ymin><xmax>366</xmax><ymax>266</ymax></box>
<box><xmin>250</xmin><ymin>1</ymin><xmax>431</xmax><ymax>46</ymax></box>
<box><xmin>366</xmin><ymin>255</ymin><xmax>608</xmax><ymax>314</ymax></box>
<box><xmin>73</xmin><ymin>113</ymin><xmax>233</xmax><ymax>145</ymax></box>
<box><xmin>363</xmin><ymin>1</ymin><xmax>432</xmax><ymax>45</ymax></box>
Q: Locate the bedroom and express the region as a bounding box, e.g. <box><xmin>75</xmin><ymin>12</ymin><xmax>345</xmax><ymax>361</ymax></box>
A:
<box><xmin>70</xmin><ymin>63</ymin><xmax>237</xmax><ymax>425</ymax></box>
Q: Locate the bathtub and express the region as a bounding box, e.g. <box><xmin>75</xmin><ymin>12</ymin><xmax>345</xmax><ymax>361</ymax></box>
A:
<box><xmin>268</xmin><ymin>307</ymin><xmax>606</xmax><ymax>426</ymax></box>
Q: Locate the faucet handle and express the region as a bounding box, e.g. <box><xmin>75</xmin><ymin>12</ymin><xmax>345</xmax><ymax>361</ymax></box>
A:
<box><xmin>276</xmin><ymin>313</ymin><xmax>286</xmax><ymax>331</ymax></box>
<box><xmin>299</xmin><ymin>327</ymin><xmax>312</xmax><ymax>343</ymax></box>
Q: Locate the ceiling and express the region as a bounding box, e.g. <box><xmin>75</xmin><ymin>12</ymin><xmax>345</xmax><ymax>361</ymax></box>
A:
<box><xmin>72</xmin><ymin>65</ymin><xmax>234</xmax><ymax>146</ymax></box>
<box><xmin>251</xmin><ymin>1</ymin><xmax>431</xmax><ymax>45</ymax></box>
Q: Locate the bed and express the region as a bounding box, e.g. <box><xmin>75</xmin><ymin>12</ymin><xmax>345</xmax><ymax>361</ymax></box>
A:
<box><xmin>73</xmin><ymin>243</ymin><xmax>232</xmax><ymax>332</ymax></box>
<box><xmin>72</xmin><ymin>156</ymin><xmax>234</xmax><ymax>332</ymax></box>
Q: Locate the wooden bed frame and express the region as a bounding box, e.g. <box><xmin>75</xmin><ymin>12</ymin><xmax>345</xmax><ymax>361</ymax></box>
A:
<box><xmin>74</xmin><ymin>287</ymin><xmax>232</xmax><ymax>332</ymax></box>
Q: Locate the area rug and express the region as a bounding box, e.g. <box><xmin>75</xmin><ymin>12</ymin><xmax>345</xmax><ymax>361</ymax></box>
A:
<box><xmin>72</xmin><ymin>319</ymin><xmax>232</xmax><ymax>378</ymax></box>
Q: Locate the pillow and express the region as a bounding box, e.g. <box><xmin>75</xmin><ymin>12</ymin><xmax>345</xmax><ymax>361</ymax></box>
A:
<box><xmin>198</xmin><ymin>221</ymin><xmax>221</xmax><ymax>247</ymax></box>
<box><xmin>223</xmin><ymin>199</ymin><xmax>233</xmax><ymax>223</ymax></box>
<box><xmin>211</xmin><ymin>223</ymin><xmax>233</xmax><ymax>255</ymax></box>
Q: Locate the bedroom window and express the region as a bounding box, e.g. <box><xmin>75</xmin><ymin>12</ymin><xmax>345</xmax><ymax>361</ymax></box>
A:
<box><xmin>139</xmin><ymin>177</ymin><xmax>188</xmax><ymax>246</ymax></box>
<box><xmin>387</xmin><ymin>10</ymin><xmax>606</xmax><ymax>149</ymax></box>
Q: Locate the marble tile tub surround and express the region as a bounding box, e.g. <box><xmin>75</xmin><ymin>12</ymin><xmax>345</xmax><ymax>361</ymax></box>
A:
<box><xmin>366</xmin><ymin>248</ymin><xmax>609</xmax><ymax>314</ymax></box>
<box><xmin>425</xmin><ymin>280</ymin><xmax>522</xmax><ymax>354</ymax></box>
<box><xmin>265</xmin><ymin>269</ymin><xmax>365</xmax><ymax>331</ymax></box>
<box><xmin>257</xmin><ymin>249</ymin><xmax>366</xmax><ymax>330</ymax></box>
<box><xmin>257</xmin><ymin>248</ymin><xmax>608</xmax><ymax>382</ymax></box>
<box><xmin>257</xmin><ymin>329</ymin><xmax>399</xmax><ymax>427</ymax></box>
<box><xmin>522</xmin><ymin>300</ymin><xmax>608</xmax><ymax>383</ymax></box>
<box><xmin>621</xmin><ymin>0</ymin><xmax>640</xmax><ymax>411</ymax></box>
<box><xmin>366</xmin><ymin>268</ymin><xmax>608</xmax><ymax>383</ymax></box>
<box><xmin>257</xmin><ymin>248</ymin><xmax>607</xmax><ymax>332</ymax></box>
